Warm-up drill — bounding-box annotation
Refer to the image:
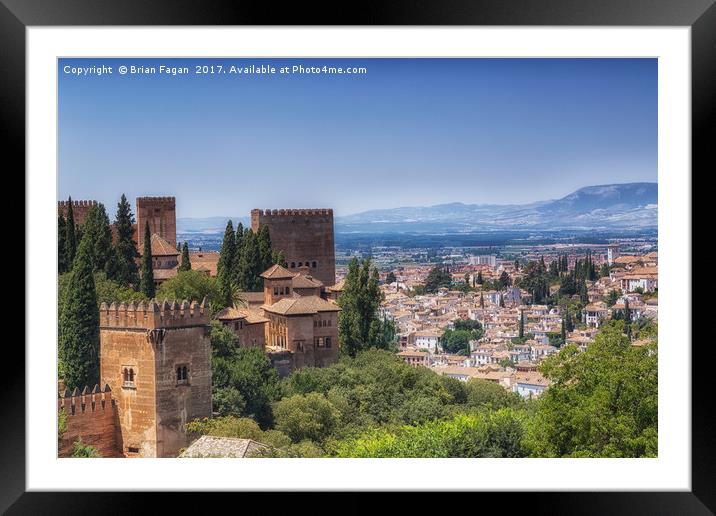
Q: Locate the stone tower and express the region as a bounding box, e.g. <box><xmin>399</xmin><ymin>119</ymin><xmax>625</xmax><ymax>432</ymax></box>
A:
<box><xmin>99</xmin><ymin>298</ymin><xmax>212</xmax><ymax>458</ymax></box>
<box><xmin>136</xmin><ymin>196</ymin><xmax>177</xmax><ymax>250</ymax></box>
<box><xmin>251</xmin><ymin>209</ymin><xmax>336</xmax><ymax>286</ymax></box>
<box><xmin>58</xmin><ymin>199</ymin><xmax>97</xmax><ymax>228</ymax></box>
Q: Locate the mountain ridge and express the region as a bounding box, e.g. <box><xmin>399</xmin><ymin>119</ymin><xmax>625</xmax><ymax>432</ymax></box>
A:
<box><xmin>177</xmin><ymin>182</ymin><xmax>657</xmax><ymax>234</ymax></box>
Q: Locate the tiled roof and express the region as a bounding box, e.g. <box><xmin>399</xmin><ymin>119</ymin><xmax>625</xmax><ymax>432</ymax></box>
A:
<box><xmin>188</xmin><ymin>252</ymin><xmax>220</xmax><ymax>276</ymax></box>
<box><xmin>292</xmin><ymin>274</ymin><xmax>323</xmax><ymax>289</ymax></box>
<box><xmin>216</xmin><ymin>307</ymin><xmax>269</xmax><ymax>324</ymax></box>
<box><xmin>262</xmin><ymin>295</ymin><xmax>341</xmax><ymax>316</ymax></box>
<box><xmin>180</xmin><ymin>435</ymin><xmax>268</xmax><ymax>458</ymax></box>
<box><xmin>236</xmin><ymin>291</ymin><xmax>266</xmax><ymax>305</ymax></box>
<box><xmin>260</xmin><ymin>264</ymin><xmax>296</xmax><ymax>280</ymax></box>
<box><xmin>150</xmin><ymin>233</ymin><xmax>180</xmax><ymax>256</ymax></box>
<box><xmin>327</xmin><ymin>278</ymin><xmax>346</xmax><ymax>292</ymax></box>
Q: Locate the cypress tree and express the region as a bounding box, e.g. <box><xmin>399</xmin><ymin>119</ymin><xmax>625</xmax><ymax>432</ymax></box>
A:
<box><xmin>139</xmin><ymin>222</ymin><xmax>155</xmax><ymax>298</ymax></box>
<box><xmin>179</xmin><ymin>242</ymin><xmax>191</xmax><ymax>271</ymax></box>
<box><xmin>108</xmin><ymin>194</ymin><xmax>139</xmax><ymax>287</ymax></box>
<box><xmin>64</xmin><ymin>197</ymin><xmax>77</xmax><ymax>267</ymax></box>
<box><xmin>476</xmin><ymin>271</ymin><xmax>484</xmax><ymax>285</ymax></box>
<box><xmin>58</xmin><ymin>213</ymin><xmax>67</xmax><ymax>273</ymax></box>
<box><xmin>58</xmin><ymin>236</ymin><xmax>100</xmax><ymax>390</ymax></box>
<box><xmin>519</xmin><ymin>310</ymin><xmax>525</xmax><ymax>338</ymax></box>
<box><xmin>561</xmin><ymin>316</ymin><xmax>567</xmax><ymax>343</ymax></box>
<box><xmin>338</xmin><ymin>258</ymin><xmax>385</xmax><ymax>357</ymax></box>
<box><xmin>257</xmin><ymin>224</ymin><xmax>273</xmax><ymax>273</ymax></box>
<box><xmin>624</xmin><ymin>299</ymin><xmax>632</xmax><ymax>340</ymax></box>
<box><xmin>480</xmin><ymin>292</ymin><xmax>485</xmax><ymax>308</ymax></box>
<box><xmin>216</xmin><ymin>221</ymin><xmax>237</xmax><ymax>308</ymax></box>
<box><xmin>82</xmin><ymin>203</ymin><xmax>113</xmax><ymax>273</ymax></box>
<box><xmin>499</xmin><ymin>293</ymin><xmax>505</xmax><ymax>308</ymax></box>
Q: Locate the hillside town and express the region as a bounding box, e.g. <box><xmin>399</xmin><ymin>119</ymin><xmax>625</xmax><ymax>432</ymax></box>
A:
<box><xmin>378</xmin><ymin>245</ymin><xmax>657</xmax><ymax>398</ymax></box>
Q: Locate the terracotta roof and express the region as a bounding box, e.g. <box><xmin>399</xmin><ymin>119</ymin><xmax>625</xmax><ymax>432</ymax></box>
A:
<box><xmin>292</xmin><ymin>274</ymin><xmax>323</xmax><ymax>289</ymax></box>
<box><xmin>262</xmin><ymin>295</ymin><xmax>341</xmax><ymax>316</ymax></box>
<box><xmin>150</xmin><ymin>233</ymin><xmax>180</xmax><ymax>256</ymax></box>
<box><xmin>326</xmin><ymin>278</ymin><xmax>346</xmax><ymax>292</ymax></box>
<box><xmin>260</xmin><ymin>264</ymin><xmax>296</xmax><ymax>280</ymax></box>
<box><xmin>216</xmin><ymin>306</ymin><xmax>269</xmax><ymax>324</ymax></box>
<box><xmin>180</xmin><ymin>435</ymin><xmax>268</xmax><ymax>458</ymax></box>
<box><xmin>236</xmin><ymin>291</ymin><xmax>266</xmax><ymax>305</ymax></box>
<box><xmin>188</xmin><ymin>252</ymin><xmax>220</xmax><ymax>276</ymax></box>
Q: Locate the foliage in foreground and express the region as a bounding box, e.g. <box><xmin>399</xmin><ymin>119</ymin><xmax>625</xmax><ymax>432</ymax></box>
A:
<box><xmin>527</xmin><ymin>321</ymin><xmax>658</xmax><ymax>457</ymax></box>
<box><xmin>186</xmin><ymin>320</ymin><xmax>656</xmax><ymax>458</ymax></box>
<box><xmin>335</xmin><ymin>409</ymin><xmax>527</xmax><ymax>458</ymax></box>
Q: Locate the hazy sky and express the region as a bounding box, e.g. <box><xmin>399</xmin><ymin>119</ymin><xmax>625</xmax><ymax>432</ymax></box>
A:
<box><xmin>58</xmin><ymin>58</ymin><xmax>657</xmax><ymax>218</ymax></box>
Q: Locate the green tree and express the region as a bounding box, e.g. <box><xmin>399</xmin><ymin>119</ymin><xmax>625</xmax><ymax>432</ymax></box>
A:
<box><xmin>518</xmin><ymin>310</ymin><xmax>525</xmax><ymax>338</ymax></box>
<box><xmin>257</xmin><ymin>224</ymin><xmax>274</xmax><ymax>274</ymax></box>
<box><xmin>210</xmin><ymin>328</ymin><xmax>280</xmax><ymax>426</ymax></box>
<box><xmin>216</xmin><ymin>220</ymin><xmax>236</xmax><ymax>309</ymax></box>
<box><xmin>606</xmin><ymin>289</ymin><xmax>621</xmax><ymax>307</ymax></box>
<box><xmin>236</xmin><ymin>229</ymin><xmax>261</xmax><ymax>292</ymax></box>
<box><xmin>156</xmin><ymin>270</ymin><xmax>217</xmax><ymax>306</ymax></box>
<box><xmin>335</xmin><ymin>410</ymin><xmax>527</xmax><ymax>458</ymax></box>
<box><xmin>58</xmin><ymin>213</ymin><xmax>68</xmax><ymax>273</ymax></box>
<box><xmin>337</xmin><ymin>258</ymin><xmax>389</xmax><ymax>357</ymax></box>
<box><xmin>424</xmin><ymin>265</ymin><xmax>452</xmax><ymax>292</ymax></box>
<box><xmin>107</xmin><ymin>194</ymin><xmax>139</xmax><ymax>287</ymax></box>
<box><xmin>441</xmin><ymin>329</ymin><xmax>473</xmax><ymax>354</ymax></box>
<box><xmin>64</xmin><ymin>197</ymin><xmax>77</xmax><ymax>267</ymax></box>
<box><xmin>82</xmin><ymin>203</ymin><xmax>113</xmax><ymax>273</ymax></box>
<box><xmin>139</xmin><ymin>222</ymin><xmax>155</xmax><ymax>298</ymax></box>
<box><xmin>527</xmin><ymin>321</ymin><xmax>657</xmax><ymax>457</ymax></box>
<box><xmin>59</xmin><ymin>271</ymin><xmax>146</xmax><ymax>318</ymax></box>
<box><xmin>179</xmin><ymin>242</ymin><xmax>191</xmax><ymax>272</ymax></box>
<box><xmin>386</xmin><ymin>271</ymin><xmax>397</xmax><ymax>284</ymax></box>
<box><xmin>476</xmin><ymin>271</ymin><xmax>484</xmax><ymax>285</ymax></box>
<box><xmin>498</xmin><ymin>271</ymin><xmax>512</xmax><ymax>289</ymax></box>
<box><xmin>273</xmin><ymin>393</ymin><xmax>340</xmax><ymax>444</ymax></box>
<box><xmin>58</xmin><ymin>236</ymin><xmax>100</xmax><ymax>390</ymax></box>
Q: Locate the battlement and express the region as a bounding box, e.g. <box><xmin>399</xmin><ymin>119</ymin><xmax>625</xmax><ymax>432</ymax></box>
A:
<box><xmin>58</xmin><ymin>384</ymin><xmax>114</xmax><ymax>416</ymax></box>
<box><xmin>99</xmin><ymin>298</ymin><xmax>209</xmax><ymax>329</ymax></box>
<box><xmin>58</xmin><ymin>200</ymin><xmax>98</xmax><ymax>227</ymax></box>
<box><xmin>58</xmin><ymin>200</ymin><xmax>97</xmax><ymax>209</ymax></box>
<box><xmin>136</xmin><ymin>196</ymin><xmax>176</xmax><ymax>205</ymax></box>
<box><xmin>252</xmin><ymin>208</ymin><xmax>333</xmax><ymax>218</ymax></box>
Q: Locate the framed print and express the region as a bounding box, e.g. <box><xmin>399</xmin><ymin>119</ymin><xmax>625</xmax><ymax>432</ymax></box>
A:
<box><xmin>5</xmin><ymin>0</ymin><xmax>712</xmax><ymax>512</ymax></box>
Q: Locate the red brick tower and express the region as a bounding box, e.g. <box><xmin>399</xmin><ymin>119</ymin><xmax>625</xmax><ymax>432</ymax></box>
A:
<box><xmin>251</xmin><ymin>209</ymin><xmax>336</xmax><ymax>286</ymax></box>
<box><xmin>136</xmin><ymin>196</ymin><xmax>177</xmax><ymax>250</ymax></box>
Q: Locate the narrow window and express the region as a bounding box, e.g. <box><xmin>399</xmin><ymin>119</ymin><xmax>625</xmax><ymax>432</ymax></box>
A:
<box><xmin>312</xmin><ymin>261</ymin><xmax>317</xmax><ymax>268</ymax></box>
<box><xmin>326</xmin><ymin>337</ymin><xmax>332</xmax><ymax>348</ymax></box>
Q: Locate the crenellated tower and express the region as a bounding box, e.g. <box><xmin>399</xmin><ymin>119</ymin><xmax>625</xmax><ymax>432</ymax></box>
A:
<box><xmin>58</xmin><ymin>199</ymin><xmax>97</xmax><ymax>228</ymax></box>
<box><xmin>251</xmin><ymin>208</ymin><xmax>336</xmax><ymax>286</ymax></box>
<box><xmin>99</xmin><ymin>298</ymin><xmax>212</xmax><ymax>457</ymax></box>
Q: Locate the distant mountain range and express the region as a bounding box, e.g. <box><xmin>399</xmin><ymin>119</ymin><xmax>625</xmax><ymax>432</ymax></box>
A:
<box><xmin>177</xmin><ymin>183</ymin><xmax>657</xmax><ymax>235</ymax></box>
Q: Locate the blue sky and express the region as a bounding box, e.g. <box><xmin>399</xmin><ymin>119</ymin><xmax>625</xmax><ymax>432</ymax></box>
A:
<box><xmin>58</xmin><ymin>58</ymin><xmax>657</xmax><ymax>218</ymax></box>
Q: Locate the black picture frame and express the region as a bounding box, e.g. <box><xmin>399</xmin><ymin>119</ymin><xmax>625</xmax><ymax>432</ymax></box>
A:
<box><xmin>4</xmin><ymin>0</ymin><xmax>709</xmax><ymax>513</ymax></box>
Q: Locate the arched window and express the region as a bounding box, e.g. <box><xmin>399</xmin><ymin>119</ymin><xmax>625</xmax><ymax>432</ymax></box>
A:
<box><xmin>298</xmin><ymin>262</ymin><xmax>303</xmax><ymax>267</ymax></box>
<box><xmin>176</xmin><ymin>365</ymin><xmax>189</xmax><ymax>384</ymax></box>
<box><xmin>129</xmin><ymin>369</ymin><xmax>135</xmax><ymax>382</ymax></box>
<box><xmin>123</xmin><ymin>368</ymin><xmax>129</xmax><ymax>382</ymax></box>
<box><xmin>312</xmin><ymin>261</ymin><xmax>317</xmax><ymax>268</ymax></box>
<box><xmin>290</xmin><ymin>262</ymin><xmax>296</xmax><ymax>268</ymax></box>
